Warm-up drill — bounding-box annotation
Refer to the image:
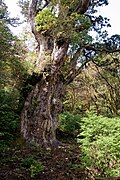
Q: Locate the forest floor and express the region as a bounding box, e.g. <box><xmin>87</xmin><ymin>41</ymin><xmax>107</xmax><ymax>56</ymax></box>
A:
<box><xmin>0</xmin><ymin>138</ymin><xmax>88</xmax><ymax>180</ymax></box>
<box><xmin>1</xmin><ymin>138</ymin><xmax>119</xmax><ymax>180</ymax></box>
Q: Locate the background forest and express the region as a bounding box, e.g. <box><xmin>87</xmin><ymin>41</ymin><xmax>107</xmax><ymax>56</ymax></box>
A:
<box><xmin>0</xmin><ymin>0</ymin><xmax>120</xmax><ymax>179</ymax></box>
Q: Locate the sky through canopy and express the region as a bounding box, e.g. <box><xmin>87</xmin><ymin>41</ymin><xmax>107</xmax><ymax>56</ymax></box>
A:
<box><xmin>4</xmin><ymin>0</ymin><xmax>120</xmax><ymax>36</ymax></box>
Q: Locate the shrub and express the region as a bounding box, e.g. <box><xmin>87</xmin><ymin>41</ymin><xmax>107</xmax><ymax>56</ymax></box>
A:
<box><xmin>59</xmin><ymin>112</ymin><xmax>82</xmax><ymax>136</ymax></box>
<box><xmin>78</xmin><ymin>113</ymin><xmax>120</xmax><ymax>178</ymax></box>
<box><xmin>0</xmin><ymin>89</ymin><xmax>20</xmax><ymax>154</ymax></box>
<box><xmin>30</xmin><ymin>161</ymin><xmax>44</xmax><ymax>177</ymax></box>
<box><xmin>21</xmin><ymin>156</ymin><xmax>35</xmax><ymax>168</ymax></box>
<box><xmin>21</xmin><ymin>156</ymin><xmax>44</xmax><ymax>177</ymax></box>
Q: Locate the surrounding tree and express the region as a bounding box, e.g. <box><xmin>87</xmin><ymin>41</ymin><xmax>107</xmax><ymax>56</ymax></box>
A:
<box><xmin>0</xmin><ymin>0</ymin><xmax>28</xmax><ymax>90</ymax></box>
<box><xmin>87</xmin><ymin>54</ymin><xmax>120</xmax><ymax>115</ymax></box>
<box><xmin>18</xmin><ymin>0</ymin><xmax>120</xmax><ymax>147</ymax></box>
<box><xmin>64</xmin><ymin>53</ymin><xmax>120</xmax><ymax>116</ymax></box>
<box><xmin>0</xmin><ymin>0</ymin><xmax>29</xmax><ymax>153</ymax></box>
<box><xmin>0</xmin><ymin>0</ymin><xmax>14</xmax><ymax>87</ymax></box>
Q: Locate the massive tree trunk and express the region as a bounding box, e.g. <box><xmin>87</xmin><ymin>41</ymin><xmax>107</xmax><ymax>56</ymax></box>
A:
<box><xmin>21</xmin><ymin>0</ymin><xmax>91</xmax><ymax>147</ymax></box>
<box><xmin>21</xmin><ymin>38</ymin><xmax>68</xmax><ymax>146</ymax></box>
<box><xmin>21</xmin><ymin>75</ymin><xmax>65</xmax><ymax>146</ymax></box>
<box><xmin>21</xmin><ymin>22</ymin><xmax>68</xmax><ymax>146</ymax></box>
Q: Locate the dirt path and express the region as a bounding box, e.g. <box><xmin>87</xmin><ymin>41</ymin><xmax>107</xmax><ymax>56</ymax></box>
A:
<box><xmin>0</xmin><ymin>141</ymin><xmax>86</xmax><ymax>180</ymax></box>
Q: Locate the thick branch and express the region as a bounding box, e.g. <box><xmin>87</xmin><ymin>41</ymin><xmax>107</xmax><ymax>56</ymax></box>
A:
<box><xmin>51</xmin><ymin>42</ymin><xmax>69</xmax><ymax>74</ymax></box>
<box><xmin>64</xmin><ymin>48</ymin><xmax>84</xmax><ymax>79</ymax></box>
<box><xmin>64</xmin><ymin>47</ymin><xmax>90</xmax><ymax>85</ymax></box>
<box><xmin>29</xmin><ymin>0</ymin><xmax>38</xmax><ymax>19</ymax></box>
<box><xmin>29</xmin><ymin>0</ymin><xmax>38</xmax><ymax>34</ymax></box>
<box><xmin>70</xmin><ymin>48</ymin><xmax>82</xmax><ymax>67</ymax></box>
<box><xmin>37</xmin><ymin>0</ymin><xmax>50</xmax><ymax>12</ymax></box>
<box><xmin>76</xmin><ymin>0</ymin><xmax>91</xmax><ymax>14</ymax></box>
<box><xmin>65</xmin><ymin>59</ymin><xmax>90</xmax><ymax>85</ymax></box>
<box><xmin>83</xmin><ymin>44</ymin><xmax>120</xmax><ymax>53</ymax></box>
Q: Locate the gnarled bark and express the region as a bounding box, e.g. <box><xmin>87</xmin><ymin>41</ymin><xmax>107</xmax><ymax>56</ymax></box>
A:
<box><xmin>21</xmin><ymin>74</ymin><xmax>65</xmax><ymax>147</ymax></box>
<box><xmin>21</xmin><ymin>36</ymin><xmax>68</xmax><ymax>147</ymax></box>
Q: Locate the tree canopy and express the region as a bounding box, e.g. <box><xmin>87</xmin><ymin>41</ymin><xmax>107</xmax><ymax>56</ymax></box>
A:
<box><xmin>18</xmin><ymin>0</ymin><xmax>120</xmax><ymax>79</ymax></box>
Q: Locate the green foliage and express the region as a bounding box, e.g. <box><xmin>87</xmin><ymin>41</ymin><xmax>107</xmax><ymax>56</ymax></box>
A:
<box><xmin>35</xmin><ymin>4</ymin><xmax>92</xmax><ymax>44</ymax></box>
<box><xmin>78</xmin><ymin>113</ymin><xmax>120</xmax><ymax>178</ymax></box>
<box><xmin>0</xmin><ymin>1</ymin><xmax>28</xmax><ymax>155</ymax></box>
<box><xmin>0</xmin><ymin>0</ymin><xmax>28</xmax><ymax>89</ymax></box>
<box><xmin>0</xmin><ymin>1</ymin><xmax>30</xmax><ymax>155</ymax></box>
<box><xmin>64</xmin><ymin>55</ymin><xmax>120</xmax><ymax>116</ymax></box>
<box><xmin>21</xmin><ymin>156</ymin><xmax>35</xmax><ymax>168</ymax></box>
<box><xmin>30</xmin><ymin>161</ymin><xmax>44</xmax><ymax>177</ymax></box>
<box><xmin>35</xmin><ymin>9</ymin><xmax>56</xmax><ymax>33</ymax></box>
<box><xmin>18</xmin><ymin>0</ymin><xmax>29</xmax><ymax>19</ymax></box>
<box><xmin>0</xmin><ymin>0</ymin><xmax>16</xmax><ymax>60</ymax></box>
<box><xmin>0</xmin><ymin>89</ymin><xmax>20</xmax><ymax>154</ymax></box>
<box><xmin>21</xmin><ymin>156</ymin><xmax>44</xmax><ymax>177</ymax></box>
<box><xmin>59</xmin><ymin>112</ymin><xmax>82</xmax><ymax>136</ymax></box>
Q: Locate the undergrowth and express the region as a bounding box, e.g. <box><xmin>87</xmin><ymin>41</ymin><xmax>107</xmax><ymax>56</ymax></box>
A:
<box><xmin>77</xmin><ymin>113</ymin><xmax>120</xmax><ymax>179</ymax></box>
